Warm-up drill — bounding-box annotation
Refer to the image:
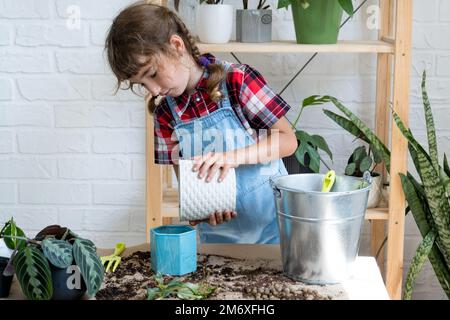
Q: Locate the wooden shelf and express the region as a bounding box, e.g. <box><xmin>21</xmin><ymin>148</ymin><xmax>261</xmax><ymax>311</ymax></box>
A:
<box><xmin>161</xmin><ymin>188</ymin><xmax>389</xmax><ymax>221</ymax></box>
<box><xmin>198</xmin><ymin>40</ymin><xmax>394</xmax><ymax>54</ymax></box>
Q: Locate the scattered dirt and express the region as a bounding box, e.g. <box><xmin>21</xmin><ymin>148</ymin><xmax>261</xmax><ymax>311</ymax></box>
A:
<box><xmin>95</xmin><ymin>251</ymin><xmax>347</xmax><ymax>300</ymax></box>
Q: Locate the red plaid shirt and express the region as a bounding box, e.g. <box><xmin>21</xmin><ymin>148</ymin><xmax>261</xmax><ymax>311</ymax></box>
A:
<box><xmin>153</xmin><ymin>54</ymin><xmax>291</xmax><ymax>164</ymax></box>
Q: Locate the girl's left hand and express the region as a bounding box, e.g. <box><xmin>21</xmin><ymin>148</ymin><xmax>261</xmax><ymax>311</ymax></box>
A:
<box><xmin>192</xmin><ymin>151</ymin><xmax>238</xmax><ymax>183</ymax></box>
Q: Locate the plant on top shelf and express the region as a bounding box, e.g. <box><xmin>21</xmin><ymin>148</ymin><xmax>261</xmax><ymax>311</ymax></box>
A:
<box><xmin>392</xmin><ymin>71</ymin><xmax>450</xmax><ymax>299</ymax></box>
<box><xmin>242</xmin><ymin>0</ymin><xmax>270</xmax><ymax>10</ymax></box>
<box><xmin>277</xmin><ymin>0</ymin><xmax>354</xmax><ymax>44</ymax></box>
<box><xmin>284</xmin><ymin>95</ymin><xmax>334</xmax><ymax>174</ymax></box>
<box><xmin>1</xmin><ymin>222</ymin><xmax>104</xmax><ymax>300</ymax></box>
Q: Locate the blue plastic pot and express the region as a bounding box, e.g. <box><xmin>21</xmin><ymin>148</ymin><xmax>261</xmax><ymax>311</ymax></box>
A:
<box><xmin>150</xmin><ymin>225</ymin><xmax>197</xmax><ymax>276</ymax></box>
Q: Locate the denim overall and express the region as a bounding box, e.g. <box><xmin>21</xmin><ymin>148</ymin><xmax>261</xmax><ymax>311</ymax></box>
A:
<box><xmin>166</xmin><ymin>63</ymin><xmax>288</xmax><ymax>244</ymax></box>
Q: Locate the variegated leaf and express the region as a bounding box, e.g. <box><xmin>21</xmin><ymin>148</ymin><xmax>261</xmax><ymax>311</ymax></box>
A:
<box><xmin>13</xmin><ymin>245</ymin><xmax>53</xmax><ymax>300</ymax></box>
<box><xmin>41</xmin><ymin>238</ymin><xmax>73</xmax><ymax>269</ymax></box>
<box><xmin>404</xmin><ymin>230</ymin><xmax>437</xmax><ymax>300</ymax></box>
<box><xmin>421</xmin><ymin>71</ymin><xmax>439</xmax><ymax>174</ymax></box>
<box><xmin>72</xmin><ymin>238</ymin><xmax>104</xmax><ymax>297</ymax></box>
<box><xmin>394</xmin><ymin>112</ymin><xmax>450</xmax><ymax>265</ymax></box>
<box><xmin>400</xmin><ymin>174</ymin><xmax>450</xmax><ymax>298</ymax></box>
<box><xmin>330</xmin><ymin>97</ymin><xmax>391</xmax><ymax>173</ymax></box>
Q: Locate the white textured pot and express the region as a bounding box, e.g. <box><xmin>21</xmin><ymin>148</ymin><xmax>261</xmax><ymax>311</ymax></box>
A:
<box><xmin>196</xmin><ymin>4</ymin><xmax>233</xmax><ymax>44</ymax></box>
<box><xmin>178</xmin><ymin>159</ymin><xmax>236</xmax><ymax>221</ymax></box>
<box><xmin>367</xmin><ymin>174</ymin><xmax>382</xmax><ymax>208</ymax></box>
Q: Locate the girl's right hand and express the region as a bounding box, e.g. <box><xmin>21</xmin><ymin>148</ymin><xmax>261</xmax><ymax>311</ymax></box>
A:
<box><xmin>189</xmin><ymin>210</ymin><xmax>237</xmax><ymax>226</ymax></box>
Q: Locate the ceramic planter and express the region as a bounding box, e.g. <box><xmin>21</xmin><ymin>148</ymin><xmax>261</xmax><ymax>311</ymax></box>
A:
<box><xmin>196</xmin><ymin>4</ymin><xmax>233</xmax><ymax>44</ymax></box>
<box><xmin>0</xmin><ymin>257</ymin><xmax>13</xmax><ymax>298</ymax></box>
<box><xmin>236</xmin><ymin>9</ymin><xmax>272</xmax><ymax>43</ymax></box>
<box><xmin>51</xmin><ymin>263</ymin><xmax>87</xmax><ymax>300</ymax></box>
<box><xmin>291</xmin><ymin>0</ymin><xmax>344</xmax><ymax>44</ymax></box>
<box><xmin>150</xmin><ymin>225</ymin><xmax>197</xmax><ymax>276</ymax></box>
<box><xmin>367</xmin><ymin>174</ymin><xmax>383</xmax><ymax>208</ymax></box>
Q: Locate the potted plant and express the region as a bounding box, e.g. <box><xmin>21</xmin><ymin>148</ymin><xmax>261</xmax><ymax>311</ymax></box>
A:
<box><xmin>393</xmin><ymin>71</ymin><xmax>450</xmax><ymax>299</ymax></box>
<box><xmin>2</xmin><ymin>222</ymin><xmax>104</xmax><ymax>300</ymax></box>
<box><xmin>175</xmin><ymin>0</ymin><xmax>233</xmax><ymax>44</ymax></box>
<box><xmin>284</xmin><ymin>95</ymin><xmax>334</xmax><ymax>174</ymax></box>
<box><xmin>236</xmin><ymin>0</ymin><xmax>272</xmax><ymax>43</ymax></box>
<box><xmin>277</xmin><ymin>0</ymin><xmax>354</xmax><ymax>44</ymax></box>
<box><xmin>344</xmin><ymin>145</ymin><xmax>384</xmax><ymax>208</ymax></box>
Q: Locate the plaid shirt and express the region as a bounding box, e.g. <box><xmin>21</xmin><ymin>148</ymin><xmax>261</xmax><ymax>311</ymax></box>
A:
<box><xmin>153</xmin><ymin>54</ymin><xmax>291</xmax><ymax>165</ymax></box>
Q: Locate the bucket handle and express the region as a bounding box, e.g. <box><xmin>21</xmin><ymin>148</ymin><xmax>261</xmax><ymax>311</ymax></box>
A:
<box><xmin>269</xmin><ymin>178</ymin><xmax>281</xmax><ymax>198</ymax></box>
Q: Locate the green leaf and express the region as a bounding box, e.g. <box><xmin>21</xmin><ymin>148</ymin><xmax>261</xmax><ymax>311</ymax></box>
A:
<box><xmin>295</xmin><ymin>130</ymin><xmax>323</xmax><ymax>173</ymax></box>
<box><xmin>41</xmin><ymin>238</ymin><xmax>73</xmax><ymax>269</ymax></box>
<box><xmin>372</xmin><ymin>146</ymin><xmax>382</xmax><ymax>164</ymax></box>
<box><xmin>330</xmin><ymin>97</ymin><xmax>391</xmax><ymax>173</ymax></box>
<box><xmin>72</xmin><ymin>238</ymin><xmax>104</xmax><ymax>297</ymax></box>
<box><xmin>400</xmin><ymin>173</ymin><xmax>450</xmax><ymax>298</ymax></box>
<box><xmin>13</xmin><ymin>245</ymin><xmax>53</xmax><ymax>300</ymax></box>
<box><xmin>2</xmin><ymin>218</ymin><xmax>27</xmax><ymax>250</ymax></box>
<box><xmin>421</xmin><ymin>71</ymin><xmax>439</xmax><ymax>174</ymax></box>
<box><xmin>345</xmin><ymin>163</ymin><xmax>356</xmax><ymax>176</ymax></box>
<box><xmin>323</xmin><ymin>109</ymin><xmax>369</xmax><ymax>143</ymax></box>
<box><xmin>404</xmin><ymin>230</ymin><xmax>437</xmax><ymax>300</ymax></box>
<box><xmin>353</xmin><ymin>146</ymin><xmax>366</xmax><ymax>163</ymax></box>
<box><xmin>302</xmin><ymin>95</ymin><xmax>332</xmax><ymax>108</ymax></box>
<box><xmin>338</xmin><ymin>0</ymin><xmax>354</xmax><ymax>16</ymax></box>
<box><xmin>393</xmin><ymin>111</ymin><xmax>450</xmax><ymax>264</ymax></box>
<box><xmin>444</xmin><ymin>154</ymin><xmax>450</xmax><ymax>178</ymax></box>
<box><xmin>360</xmin><ymin>156</ymin><xmax>373</xmax><ymax>172</ymax></box>
<box><xmin>310</xmin><ymin>134</ymin><xmax>333</xmax><ymax>160</ymax></box>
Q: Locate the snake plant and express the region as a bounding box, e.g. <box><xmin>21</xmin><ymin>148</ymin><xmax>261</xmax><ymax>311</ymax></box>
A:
<box><xmin>393</xmin><ymin>71</ymin><xmax>450</xmax><ymax>299</ymax></box>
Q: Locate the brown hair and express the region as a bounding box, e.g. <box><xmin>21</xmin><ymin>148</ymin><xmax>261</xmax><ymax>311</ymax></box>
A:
<box><xmin>105</xmin><ymin>1</ymin><xmax>225</xmax><ymax>113</ymax></box>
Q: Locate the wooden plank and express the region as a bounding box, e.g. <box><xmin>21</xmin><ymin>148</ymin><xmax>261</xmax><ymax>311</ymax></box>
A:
<box><xmin>198</xmin><ymin>40</ymin><xmax>394</xmax><ymax>54</ymax></box>
<box><xmin>372</xmin><ymin>0</ymin><xmax>395</xmax><ymax>280</ymax></box>
<box><xmin>146</xmin><ymin>110</ymin><xmax>163</xmax><ymax>242</ymax></box>
<box><xmin>385</xmin><ymin>0</ymin><xmax>413</xmax><ymax>300</ymax></box>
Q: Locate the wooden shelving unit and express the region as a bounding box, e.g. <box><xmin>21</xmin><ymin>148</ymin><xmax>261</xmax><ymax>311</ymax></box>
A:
<box><xmin>146</xmin><ymin>0</ymin><xmax>412</xmax><ymax>300</ymax></box>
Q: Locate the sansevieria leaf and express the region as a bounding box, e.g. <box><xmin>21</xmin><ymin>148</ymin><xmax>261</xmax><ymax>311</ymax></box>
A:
<box><xmin>72</xmin><ymin>238</ymin><xmax>104</xmax><ymax>297</ymax></box>
<box><xmin>400</xmin><ymin>174</ymin><xmax>450</xmax><ymax>298</ymax></box>
<box><xmin>329</xmin><ymin>97</ymin><xmax>391</xmax><ymax>173</ymax></box>
<box><xmin>394</xmin><ymin>112</ymin><xmax>450</xmax><ymax>264</ymax></box>
<box><xmin>404</xmin><ymin>230</ymin><xmax>437</xmax><ymax>300</ymax></box>
<box><xmin>13</xmin><ymin>245</ymin><xmax>53</xmax><ymax>300</ymax></box>
<box><xmin>421</xmin><ymin>71</ymin><xmax>439</xmax><ymax>174</ymax></box>
<box><xmin>41</xmin><ymin>238</ymin><xmax>73</xmax><ymax>269</ymax></box>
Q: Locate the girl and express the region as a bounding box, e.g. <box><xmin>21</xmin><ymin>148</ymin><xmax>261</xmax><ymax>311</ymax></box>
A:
<box><xmin>105</xmin><ymin>1</ymin><xmax>297</xmax><ymax>244</ymax></box>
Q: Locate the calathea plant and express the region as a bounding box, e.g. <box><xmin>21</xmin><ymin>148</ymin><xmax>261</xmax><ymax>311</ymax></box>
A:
<box><xmin>3</xmin><ymin>223</ymin><xmax>104</xmax><ymax>300</ymax></box>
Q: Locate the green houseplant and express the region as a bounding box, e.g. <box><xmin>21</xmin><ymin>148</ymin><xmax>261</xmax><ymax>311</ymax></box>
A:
<box><xmin>392</xmin><ymin>71</ymin><xmax>450</xmax><ymax>299</ymax></box>
<box><xmin>277</xmin><ymin>0</ymin><xmax>354</xmax><ymax>44</ymax></box>
<box><xmin>284</xmin><ymin>95</ymin><xmax>334</xmax><ymax>174</ymax></box>
<box><xmin>1</xmin><ymin>222</ymin><xmax>104</xmax><ymax>300</ymax></box>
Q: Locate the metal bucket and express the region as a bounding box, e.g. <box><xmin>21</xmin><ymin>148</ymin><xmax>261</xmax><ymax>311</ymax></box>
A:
<box><xmin>270</xmin><ymin>173</ymin><xmax>372</xmax><ymax>284</ymax></box>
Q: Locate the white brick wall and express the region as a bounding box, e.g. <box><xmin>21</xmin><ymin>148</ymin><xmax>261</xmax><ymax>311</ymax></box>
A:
<box><xmin>0</xmin><ymin>0</ymin><xmax>448</xmax><ymax>299</ymax></box>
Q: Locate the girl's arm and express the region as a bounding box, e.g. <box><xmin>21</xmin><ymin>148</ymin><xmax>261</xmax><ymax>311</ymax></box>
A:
<box><xmin>192</xmin><ymin>116</ymin><xmax>297</xmax><ymax>182</ymax></box>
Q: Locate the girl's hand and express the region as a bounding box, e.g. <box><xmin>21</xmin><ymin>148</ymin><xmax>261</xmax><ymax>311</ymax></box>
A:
<box><xmin>192</xmin><ymin>152</ymin><xmax>238</xmax><ymax>183</ymax></box>
<box><xmin>189</xmin><ymin>210</ymin><xmax>237</xmax><ymax>226</ymax></box>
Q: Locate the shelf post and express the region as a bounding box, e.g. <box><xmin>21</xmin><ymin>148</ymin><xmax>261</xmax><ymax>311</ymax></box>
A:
<box><xmin>385</xmin><ymin>0</ymin><xmax>413</xmax><ymax>300</ymax></box>
<box><xmin>372</xmin><ymin>0</ymin><xmax>394</xmax><ymax>280</ymax></box>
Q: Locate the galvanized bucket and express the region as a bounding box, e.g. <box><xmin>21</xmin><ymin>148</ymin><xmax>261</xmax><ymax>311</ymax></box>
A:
<box><xmin>270</xmin><ymin>173</ymin><xmax>372</xmax><ymax>284</ymax></box>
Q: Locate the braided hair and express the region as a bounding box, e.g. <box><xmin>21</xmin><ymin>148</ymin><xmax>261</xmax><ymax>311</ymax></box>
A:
<box><xmin>105</xmin><ymin>1</ymin><xmax>226</xmax><ymax>113</ymax></box>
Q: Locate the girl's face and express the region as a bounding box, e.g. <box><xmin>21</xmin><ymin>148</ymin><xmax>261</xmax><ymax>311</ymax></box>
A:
<box><xmin>130</xmin><ymin>51</ymin><xmax>192</xmax><ymax>98</ymax></box>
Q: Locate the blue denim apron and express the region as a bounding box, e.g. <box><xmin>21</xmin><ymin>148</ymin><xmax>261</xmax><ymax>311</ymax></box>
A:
<box><xmin>165</xmin><ymin>64</ymin><xmax>288</xmax><ymax>244</ymax></box>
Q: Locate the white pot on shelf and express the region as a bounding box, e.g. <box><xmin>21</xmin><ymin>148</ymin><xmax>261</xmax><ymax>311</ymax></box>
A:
<box><xmin>196</xmin><ymin>4</ymin><xmax>233</xmax><ymax>44</ymax></box>
<box><xmin>367</xmin><ymin>174</ymin><xmax>383</xmax><ymax>208</ymax></box>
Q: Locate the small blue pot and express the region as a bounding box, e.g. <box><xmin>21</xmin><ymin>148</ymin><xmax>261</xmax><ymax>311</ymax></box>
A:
<box><xmin>150</xmin><ymin>225</ymin><xmax>197</xmax><ymax>276</ymax></box>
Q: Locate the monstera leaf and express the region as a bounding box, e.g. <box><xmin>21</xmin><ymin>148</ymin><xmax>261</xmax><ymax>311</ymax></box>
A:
<box><xmin>13</xmin><ymin>245</ymin><xmax>53</xmax><ymax>300</ymax></box>
<box><xmin>72</xmin><ymin>238</ymin><xmax>104</xmax><ymax>297</ymax></box>
<box><xmin>41</xmin><ymin>238</ymin><xmax>73</xmax><ymax>269</ymax></box>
